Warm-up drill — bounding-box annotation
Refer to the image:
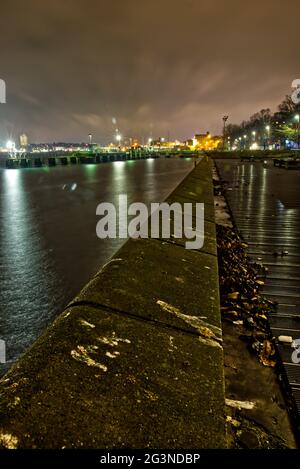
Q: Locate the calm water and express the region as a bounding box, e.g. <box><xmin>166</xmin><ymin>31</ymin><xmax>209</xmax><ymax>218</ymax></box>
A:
<box><xmin>0</xmin><ymin>158</ymin><xmax>193</xmax><ymax>373</ymax></box>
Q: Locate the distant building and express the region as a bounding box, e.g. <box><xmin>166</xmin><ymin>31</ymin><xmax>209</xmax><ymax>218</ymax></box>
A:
<box><xmin>20</xmin><ymin>133</ymin><xmax>28</xmax><ymax>148</ymax></box>
<box><xmin>191</xmin><ymin>132</ymin><xmax>221</xmax><ymax>150</ymax></box>
<box><xmin>150</xmin><ymin>137</ymin><xmax>183</xmax><ymax>149</ymax></box>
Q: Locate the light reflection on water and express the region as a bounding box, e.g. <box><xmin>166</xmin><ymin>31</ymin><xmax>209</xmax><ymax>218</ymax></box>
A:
<box><xmin>0</xmin><ymin>158</ymin><xmax>193</xmax><ymax>373</ymax></box>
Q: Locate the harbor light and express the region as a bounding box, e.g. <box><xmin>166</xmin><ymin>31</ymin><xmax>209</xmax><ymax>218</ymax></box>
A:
<box><xmin>6</xmin><ymin>140</ymin><xmax>15</xmax><ymax>151</ymax></box>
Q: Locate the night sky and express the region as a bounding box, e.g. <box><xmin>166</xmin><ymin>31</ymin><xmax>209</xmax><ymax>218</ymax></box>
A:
<box><xmin>0</xmin><ymin>0</ymin><xmax>299</xmax><ymax>144</ymax></box>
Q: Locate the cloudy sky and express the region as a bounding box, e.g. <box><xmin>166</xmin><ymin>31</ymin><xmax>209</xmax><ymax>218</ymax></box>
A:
<box><xmin>0</xmin><ymin>0</ymin><xmax>299</xmax><ymax>144</ymax></box>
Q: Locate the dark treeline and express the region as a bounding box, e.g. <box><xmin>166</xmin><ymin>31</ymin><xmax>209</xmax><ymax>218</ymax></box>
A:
<box><xmin>226</xmin><ymin>95</ymin><xmax>300</xmax><ymax>148</ymax></box>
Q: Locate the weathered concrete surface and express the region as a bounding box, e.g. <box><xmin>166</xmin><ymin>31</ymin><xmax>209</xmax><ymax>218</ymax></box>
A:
<box><xmin>0</xmin><ymin>159</ymin><xmax>226</xmax><ymax>449</ymax></box>
<box><xmin>71</xmin><ymin>238</ymin><xmax>220</xmax><ymax>330</ymax></box>
<box><xmin>0</xmin><ymin>305</ymin><xmax>224</xmax><ymax>449</ymax></box>
<box><xmin>224</xmin><ymin>321</ymin><xmax>297</xmax><ymax>449</ymax></box>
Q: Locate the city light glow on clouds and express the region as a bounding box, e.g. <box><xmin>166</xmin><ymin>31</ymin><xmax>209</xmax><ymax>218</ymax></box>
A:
<box><xmin>0</xmin><ymin>0</ymin><xmax>299</xmax><ymax>142</ymax></box>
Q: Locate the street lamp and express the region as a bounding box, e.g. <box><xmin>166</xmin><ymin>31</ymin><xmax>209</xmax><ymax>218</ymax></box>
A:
<box><xmin>222</xmin><ymin>115</ymin><xmax>229</xmax><ymax>150</ymax></box>
<box><xmin>295</xmin><ymin>114</ymin><xmax>300</xmax><ymax>148</ymax></box>
<box><xmin>116</xmin><ymin>133</ymin><xmax>122</xmax><ymax>147</ymax></box>
<box><xmin>265</xmin><ymin>125</ymin><xmax>271</xmax><ymax>149</ymax></box>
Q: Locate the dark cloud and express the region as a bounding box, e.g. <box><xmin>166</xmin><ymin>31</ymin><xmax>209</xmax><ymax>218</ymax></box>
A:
<box><xmin>0</xmin><ymin>0</ymin><xmax>299</xmax><ymax>143</ymax></box>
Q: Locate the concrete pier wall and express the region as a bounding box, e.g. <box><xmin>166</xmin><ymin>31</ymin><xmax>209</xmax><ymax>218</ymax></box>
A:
<box><xmin>0</xmin><ymin>158</ymin><xmax>226</xmax><ymax>449</ymax></box>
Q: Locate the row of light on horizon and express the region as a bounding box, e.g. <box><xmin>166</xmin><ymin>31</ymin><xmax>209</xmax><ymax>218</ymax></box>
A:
<box><xmin>4</xmin><ymin>136</ymin><xmax>167</xmax><ymax>151</ymax></box>
<box><xmin>114</xmin><ymin>132</ymin><xmax>165</xmax><ymax>146</ymax></box>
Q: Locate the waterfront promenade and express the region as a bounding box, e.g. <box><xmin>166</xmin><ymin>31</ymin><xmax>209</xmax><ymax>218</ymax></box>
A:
<box><xmin>217</xmin><ymin>159</ymin><xmax>300</xmax><ymax>418</ymax></box>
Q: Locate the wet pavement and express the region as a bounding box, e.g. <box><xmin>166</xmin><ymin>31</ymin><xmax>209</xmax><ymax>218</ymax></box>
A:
<box><xmin>217</xmin><ymin>159</ymin><xmax>300</xmax><ymax>418</ymax></box>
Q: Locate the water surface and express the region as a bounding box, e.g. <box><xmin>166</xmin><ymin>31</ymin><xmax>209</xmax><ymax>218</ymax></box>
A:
<box><xmin>0</xmin><ymin>158</ymin><xmax>193</xmax><ymax>373</ymax></box>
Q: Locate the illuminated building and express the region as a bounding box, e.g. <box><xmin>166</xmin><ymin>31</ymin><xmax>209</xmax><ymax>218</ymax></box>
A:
<box><xmin>191</xmin><ymin>132</ymin><xmax>221</xmax><ymax>150</ymax></box>
<box><xmin>20</xmin><ymin>133</ymin><xmax>28</xmax><ymax>148</ymax></box>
